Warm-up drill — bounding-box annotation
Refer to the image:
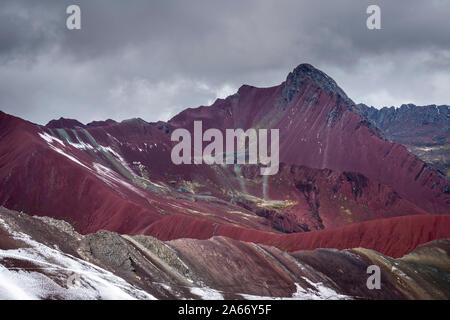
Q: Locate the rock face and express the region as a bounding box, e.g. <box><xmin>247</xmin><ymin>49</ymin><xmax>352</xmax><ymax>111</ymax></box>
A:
<box><xmin>355</xmin><ymin>104</ymin><xmax>449</xmax><ymax>143</ymax></box>
<box><xmin>1</xmin><ymin>207</ymin><xmax>449</xmax><ymax>300</ymax></box>
<box><xmin>281</xmin><ymin>63</ymin><xmax>354</xmax><ymax>106</ymax></box>
<box><xmin>0</xmin><ymin>63</ymin><xmax>449</xmax><ymax>263</ymax></box>
<box><xmin>86</xmin><ymin>119</ymin><xmax>118</xmax><ymax>128</ymax></box>
<box><xmin>46</xmin><ymin>117</ymin><xmax>86</xmax><ymax>129</ymax></box>
<box><xmin>356</xmin><ymin>103</ymin><xmax>450</xmax><ymax>176</ymax></box>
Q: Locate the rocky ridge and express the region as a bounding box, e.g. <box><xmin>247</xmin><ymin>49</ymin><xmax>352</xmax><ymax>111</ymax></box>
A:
<box><xmin>1</xmin><ymin>207</ymin><xmax>450</xmax><ymax>300</ymax></box>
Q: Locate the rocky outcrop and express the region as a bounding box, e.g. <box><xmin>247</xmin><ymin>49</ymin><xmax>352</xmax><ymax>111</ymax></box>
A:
<box><xmin>281</xmin><ymin>63</ymin><xmax>354</xmax><ymax>106</ymax></box>
<box><xmin>46</xmin><ymin>117</ymin><xmax>86</xmax><ymax>129</ymax></box>
<box><xmin>86</xmin><ymin>119</ymin><xmax>118</xmax><ymax>128</ymax></box>
<box><xmin>355</xmin><ymin>103</ymin><xmax>450</xmax><ymax>176</ymax></box>
<box><xmin>355</xmin><ymin>104</ymin><xmax>449</xmax><ymax>140</ymax></box>
<box><xmin>1</xmin><ymin>207</ymin><xmax>449</xmax><ymax>300</ymax></box>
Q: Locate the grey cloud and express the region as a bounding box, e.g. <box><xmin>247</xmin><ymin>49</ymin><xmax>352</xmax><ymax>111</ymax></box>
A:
<box><xmin>0</xmin><ymin>0</ymin><xmax>449</xmax><ymax>125</ymax></box>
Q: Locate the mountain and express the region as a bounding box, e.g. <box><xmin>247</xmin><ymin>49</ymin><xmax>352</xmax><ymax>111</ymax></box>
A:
<box><xmin>1</xmin><ymin>207</ymin><xmax>450</xmax><ymax>299</ymax></box>
<box><xmin>356</xmin><ymin>103</ymin><xmax>450</xmax><ymax>176</ymax></box>
<box><xmin>170</xmin><ymin>64</ymin><xmax>449</xmax><ymax>215</ymax></box>
<box><xmin>0</xmin><ymin>63</ymin><xmax>449</xmax><ymax>261</ymax></box>
<box><xmin>46</xmin><ymin>117</ymin><xmax>86</xmax><ymax>129</ymax></box>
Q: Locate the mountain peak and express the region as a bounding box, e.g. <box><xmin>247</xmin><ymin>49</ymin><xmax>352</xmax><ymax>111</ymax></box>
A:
<box><xmin>86</xmin><ymin>119</ymin><xmax>118</xmax><ymax>128</ymax></box>
<box><xmin>282</xmin><ymin>63</ymin><xmax>354</xmax><ymax>105</ymax></box>
<box><xmin>46</xmin><ymin>117</ymin><xmax>85</xmax><ymax>129</ymax></box>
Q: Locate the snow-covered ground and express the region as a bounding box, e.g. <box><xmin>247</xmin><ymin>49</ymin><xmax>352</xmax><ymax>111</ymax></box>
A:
<box><xmin>240</xmin><ymin>279</ymin><xmax>350</xmax><ymax>300</ymax></box>
<box><xmin>0</xmin><ymin>217</ymin><xmax>155</xmax><ymax>300</ymax></box>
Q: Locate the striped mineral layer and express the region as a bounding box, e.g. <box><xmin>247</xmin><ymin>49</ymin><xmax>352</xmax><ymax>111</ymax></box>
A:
<box><xmin>1</xmin><ymin>207</ymin><xmax>449</xmax><ymax>300</ymax></box>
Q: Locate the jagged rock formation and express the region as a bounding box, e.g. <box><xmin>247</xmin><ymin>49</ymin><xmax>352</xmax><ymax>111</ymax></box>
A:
<box><xmin>46</xmin><ymin>118</ymin><xmax>86</xmax><ymax>130</ymax></box>
<box><xmin>281</xmin><ymin>63</ymin><xmax>354</xmax><ymax>106</ymax></box>
<box><xmin>356</xmin><ymin>104</ymin><xmax>450</xmax><ymax>176</ymax></box>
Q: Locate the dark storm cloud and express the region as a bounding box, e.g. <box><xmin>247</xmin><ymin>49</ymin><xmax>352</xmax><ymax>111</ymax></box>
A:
<box><xmin>1</xmin><ymin>0</ymin><xmax>450</xmax><ymax>125</ymax></box>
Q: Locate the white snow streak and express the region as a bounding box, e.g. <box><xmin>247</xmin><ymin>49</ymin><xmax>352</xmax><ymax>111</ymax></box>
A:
<box><xmin>240</xmin><ymin>279</ymin><xmax>350</xmax><ymax>300</ymax></box>
<box><xmin>0</xmin><ymin>217</ymin><xmax>155</xmax><ymax>300</ymax></box>
<box><xmin>38</xmin><ymin>132</ymin><xmax>89</xmax><ymax>170</ymax></box>
<box><xmin>92</xmin><ymin>163</ymin><xmax>146</xmax><ymax>197</ymax></box>
<box><xmin>189</xmin><ymin>287</ymin><xmax>224</xmax><ymax>300</ymax></box>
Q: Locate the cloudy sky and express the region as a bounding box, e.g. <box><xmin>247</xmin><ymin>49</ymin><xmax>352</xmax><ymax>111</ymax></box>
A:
<box><xmin>1</xmin><ymin>0</ymin><xmax>449</xmax><ymax>125</ymax></box>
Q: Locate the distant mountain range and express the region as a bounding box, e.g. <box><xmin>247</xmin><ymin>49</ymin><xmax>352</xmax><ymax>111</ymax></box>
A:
<box><xmin>0</xmin><ymin>63</ymin><xmax>449</xmax><ymax>299</ymax></box>
<box><xmin>356</xmin><ymin>103</ymin><xmax>450</xmax><ymax>176</ymax></box>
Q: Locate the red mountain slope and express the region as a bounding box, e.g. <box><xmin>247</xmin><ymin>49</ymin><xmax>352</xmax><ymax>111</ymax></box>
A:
<box><xmin>146</xmin><ymin>213</ymin><xmax>450</xmax><ymax>258</ymax></box>
<box><xmin>0</xmin><ymin>109</ymin><xmax>431</xmax><ymax>235</ymax></box>
<box><xmin>170</xmin><ymin>64</ymin><xmax>449</xmax><ymax>214</ymax></box>
<box><xmin>0</xmin><ymin>63</ymin><xmax>449</xmax><ymax>257</ymax></box>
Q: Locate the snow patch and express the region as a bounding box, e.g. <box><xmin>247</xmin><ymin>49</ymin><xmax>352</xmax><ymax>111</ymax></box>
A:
<box><xmin>38</xmin><ymin>132</ymin><xmax>65</xmax><ymax>146</ymax></box>
<box><xmin>391</xmin><ymin>266</ymin><xmax>410</xmax><ymax>279</ymax></box>
<box><xmin>189</xmin><ymin>286</ymin><xmax>224</xmax><ymax>300</ymax></box>
<box><xmin>240</xmin><ymin>279</ymin><xmax>350</xmax><ymax>300</ymax></box>
<box><xmin>299</xmin><ymin>277</ymin><xmax>350</xmax><ymax>300</ymax></box>
<box><xmin>48</xmin><ymin>144</ymin><xmax>90</xmax><ymax>169</ymax></box>
<box><xmin>69</xmin><ymin>141</ymin><xmax>94</xmax><ymax>151</ymax></box>
<box><xmin>0</xmin><ymin>217</ymin><xmax>155</xmax><ymax>300</ymax></box>
<box><xmin>39</xmin><ymin>132</ymin><xmax>89</xmax><ymax>170</ymax></box>
<box><xmin>99</xmin><ymin>146</ymin><xmax>134</xmax><ymax>172</ymax></box>
<box><xmin>93</xmin><ymin>163</ymin><xmax>146</xmax><ymax>197</ymax></box>
<box><xmin>39</xmin><ymin>130</ymin><xmax>148</xmax><ymax>197</ymax></box>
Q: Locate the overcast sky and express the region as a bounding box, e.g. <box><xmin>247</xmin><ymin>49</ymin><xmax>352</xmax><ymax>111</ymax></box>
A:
<box><xmin>1</xmin><ymin>0</ymin><xmax>449</xmax><ymax>125</ymax></box>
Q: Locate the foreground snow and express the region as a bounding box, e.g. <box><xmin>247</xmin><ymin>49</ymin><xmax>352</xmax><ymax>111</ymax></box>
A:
<box><xmin>239</xmin><ymin>281</ymin><xmax>350</xmax><ymax>300</ymax></box>
<box><xmin>0</xmin><ymin>217</ymin><xmax>155</xmax><ymax>300</ymax></box>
